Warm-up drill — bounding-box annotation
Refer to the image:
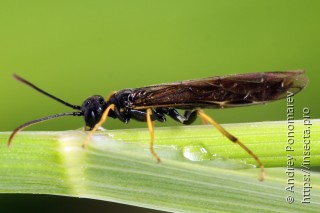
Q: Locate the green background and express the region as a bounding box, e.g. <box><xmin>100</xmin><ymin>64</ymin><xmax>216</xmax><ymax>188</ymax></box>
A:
<box><xmin>1</xmin><ymin>0</ymin><xmax>319</xmax><ymax>212</ymax></box>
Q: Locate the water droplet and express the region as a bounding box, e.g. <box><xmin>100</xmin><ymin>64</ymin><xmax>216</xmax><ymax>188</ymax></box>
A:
<box><xmin>182</xmin><ymin>144</ymin><xmax>216</xmax><ymax>161</ymax></box>
<box><xmin>181</xmin><ymin>143</ymin><xmax>255</xmax><ymax>169</ymax></box>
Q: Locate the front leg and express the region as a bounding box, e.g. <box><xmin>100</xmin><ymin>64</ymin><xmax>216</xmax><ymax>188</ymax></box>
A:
<box><xmin>113</xmin><ymin>107</ymin><xmax>130</xmax><ymax>123</ymax></box>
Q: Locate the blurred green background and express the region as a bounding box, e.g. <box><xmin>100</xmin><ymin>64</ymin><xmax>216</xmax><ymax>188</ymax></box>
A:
<box><xmin>1</xmin><ymin>0</ymin><xmax>319</xmax><ymax>212</ymax></box>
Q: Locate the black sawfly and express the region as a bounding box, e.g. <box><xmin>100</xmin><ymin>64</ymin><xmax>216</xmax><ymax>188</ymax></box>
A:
<box><xmin>8</xmin><ymin>70</ymin><xmax>308</xmax><ymax>181</ymax></box>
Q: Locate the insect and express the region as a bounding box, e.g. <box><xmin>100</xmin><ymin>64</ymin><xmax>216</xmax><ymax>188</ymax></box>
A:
<box><xmin>8</xmin><ymin>70</ymin><xmax>308</xmax><ymax>181</ymax></box>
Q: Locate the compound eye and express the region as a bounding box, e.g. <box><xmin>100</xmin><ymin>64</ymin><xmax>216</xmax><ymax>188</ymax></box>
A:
<box><xmin>94</xmin><ymin>96</ymin><xmax>103</xmax><ymax>105</ymax></box>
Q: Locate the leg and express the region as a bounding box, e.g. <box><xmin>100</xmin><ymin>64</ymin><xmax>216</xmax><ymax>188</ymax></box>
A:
<box><xmin>168</xmin><ymin>109</ymin><xmax>197</xmax><ymax>125</ymax></box>
<box><xmin>82</xmin><ymin>104</ymin><xmax>115</xmax><ymax>148</ymax></box>
<box><xmin>82</xmin><ymin>91</ymin><xmax>122</xmax><ymax>148</ymax></box>
<box><xmin>113</xmin><ymin>107</ymin><xmax>129</xmax><ymax>123</ymax></box>
<box><xmin>130</xmin><ymin>109</ymin><xmax>166</xmax><ymax>123</ymax></box>
<box><xmin>197</xmin><ymin>109</ymin><xmax>265</xmax><ymax>181</ymax></box>
<box><xmin>146</xmin><ymin>108</ymin><xmax>161</xmax><ymax>163</ymax></box>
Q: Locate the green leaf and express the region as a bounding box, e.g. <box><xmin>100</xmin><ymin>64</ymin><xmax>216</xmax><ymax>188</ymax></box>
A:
<box><xmin>1</xmin><ymin>120</ymin><xmax>319</xmax><ymax>212</ymax></box>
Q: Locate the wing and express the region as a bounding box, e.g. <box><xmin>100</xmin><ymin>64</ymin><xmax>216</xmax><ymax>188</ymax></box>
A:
<box><xmin>128</xmin><ymin>70</ymin><xmax>308</xmax><ymax>109</ymax></box>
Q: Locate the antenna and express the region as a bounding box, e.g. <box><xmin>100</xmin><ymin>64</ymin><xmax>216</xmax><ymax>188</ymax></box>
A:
<box><xmin>8</xmin><ymin>112</ymin><xmax>83</xmax><ymax>146</ymax></box>
<box><xmin>8</xmin><ymin>74</ymin><xmax>84</xmax><ymax>146</ymax></box>
<box><xmin>13</xmin><ymin>74</ymin><xmax>81</xmax><ymax>110</ymax></box>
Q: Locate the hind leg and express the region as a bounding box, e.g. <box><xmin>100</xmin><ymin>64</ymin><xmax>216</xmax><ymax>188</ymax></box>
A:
<box><xmin>197</xmin><ymin>109</ymin><xmax>265</xmax><ymax>181</ymax></box>
<box><xmin>167</xmin><ymin>109</ymin><xmax>197</xmax><ymax>125</ymax></box>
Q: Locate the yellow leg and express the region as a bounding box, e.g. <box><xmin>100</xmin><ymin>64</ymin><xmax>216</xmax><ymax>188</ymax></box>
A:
<box><xmin>146</xmin><ymin>108</ymin><xmax>161</xmax><ymax>163</ymax></box>
<box><xmin>200</xmin><ymin>116</ymin><xmax>208</xmax><ymax>125</ymax></box>
<box><xmin>82</xmin><ymin>104</ymin><xmax>115</xmax><ymax>148</ymax></box>
<box><xmin>197</xmin><ymin>110</ymin><xmax>265</xmax><ymax>181</ymax></box>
